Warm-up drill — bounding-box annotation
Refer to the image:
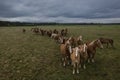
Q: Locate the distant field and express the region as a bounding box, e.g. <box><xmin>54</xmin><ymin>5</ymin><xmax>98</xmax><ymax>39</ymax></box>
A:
<box><xmin>0</xmin><ymin>25</ymin><xmax>120</xmax><ymax>80</ymax></box>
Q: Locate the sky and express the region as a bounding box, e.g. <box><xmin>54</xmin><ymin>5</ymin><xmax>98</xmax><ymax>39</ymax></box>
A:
<box><xmin>0</xmin><ymin>0</ymin><xmax>120</xmax><ymax>23</ymax></box>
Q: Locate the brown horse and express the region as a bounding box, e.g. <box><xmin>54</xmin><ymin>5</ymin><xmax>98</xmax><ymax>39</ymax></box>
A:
<box><xmin>40</xmin><ymin>29</ymin><xmax>44</xmax><ymax>36</ymax></box>
<box><xmin>53</xmin><ymin>29</ymin><xmax>59</xmax><ymax>34</ymax></box>
<box><xmin>86</xmin><ymin>39</ymin><xmax>103</xmax><ymax>63</ymax></box>
<box><xmin>64</xmin><ymin>28</ymin><xmax>68</xmax><ymax>36</ymax></box>
<box><xmin>79</xmin><ymin>44</ymin><xmax>88</xmax><ymax>69</ymax></box>
<box><xmin>68</xmin><ymin>36</ymin><xmax>83</xmax><ymax>48</ymax></box>
<box><xmin>71</xmin><ymin>44</ymin><xmax>88</xmax><ymax>74</ymax></box>
<box><xmin>60</xmin><ymin>28</ymin><xmax>68</xmax><ymax>36</ymax></box>
<box><xmin>31</xmin><ymin>28</ymin><xmax>39</xmax><ymax>34</ymax></box>
<box><xmin>58</xmin><ymin>36</ymin><xmax>68</xmax><ymax>44</ymax></box>
<box><xmin>77</xmin><ymin>35</ymin><xmax>83</xmax><ymax>45</ymax></box>
<box><xmin>71</xmin><ymin>47</ymin><xmax>81</xmax><ymax>74</ymax></box>
<box><xmin>99</xmin><ymin>37</ymin><xmax>114</xmax><ymax>48</ymax></box>
<box><xmin>47</xmin><ymin>30</ymin><xmax>52</xmax><ymax>37</ymax></box>
<box><xmin>60</xmin><ymin>37</ymin><xmax>72</xmax><ymax>67</ymax></box>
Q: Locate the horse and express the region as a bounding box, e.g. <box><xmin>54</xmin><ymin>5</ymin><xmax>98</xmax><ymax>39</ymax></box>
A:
<box><xmin>60</xmin><ymin>28</ymin><xmax>68</xmax><ymax>36</ymax></box>
<box><xmin>60</xmin><ymin>29</ymin><xmax>65</xmax><ymax>36</ymax></box>
<box><xmin>53</xmin><ymin>29</ymin><xmax>59</xmax><ymax>34</ymax></box>
<box><xmin>68</xmin><ymin>36</ymin><xmax>83</xmax><ymax>48</ymax></box>
<box><xmin>78</xmin><ymin>44</ymin><xmax>88</xmax><ymax>69</ymax></box>
<box><xmin>99</xmin><ymin>37</ymin><xmax>114</xmax><ymax>48</ymax></box>
<box><xmin>58</xmin><ymin>36</ymin><xmax>68</xmax><ymax>44</ymax></box>
<box><xmin>47</xmin><ymin>30</ymin><xmax>52</xmax><ymax>37</ymax></box>
<box><xmin>77</xmin><ymin>35</ymin><xmax>83</xmax><ymax>45</ymax></box>
<box><xmin>86</xmin><ymin>39</ymin><xmax>103</xmax><ymax>63</ymax></box>
<box><xmin>51</xmin><ymin>33</ymin><xmax>58</xmax><ymax>39</ymax></box>
<box><xmin>70</xmin><ymin>47</ymin><xmax>81</xmax><ymax>74</ymax></box>
<box><xmin>31</xmin><ymin>28</ymin><xmax>39</xmax><ymax>34</ymax></box>
<box><xmin>40</xmin><ymin>29</ymin><xmax>44</xmax><ymax>36</ymax></box>
<box><xmin>60</xmin><ymin>37</ymin><xmax>72</xmax><ymax>67</ymax></box>
<box><xmin>64</xmin><ymin>28</ymin><xmax>68</xmax><ymax>36</ymax></box>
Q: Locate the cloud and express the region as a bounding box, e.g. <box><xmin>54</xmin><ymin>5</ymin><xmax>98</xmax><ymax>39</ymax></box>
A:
<box><xmin>0</xmin><ymin>0</ymin><xmax>120</xmax><ymax>23</ymax></box>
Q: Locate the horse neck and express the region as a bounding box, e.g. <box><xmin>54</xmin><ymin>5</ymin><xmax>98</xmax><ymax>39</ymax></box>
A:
<box><xmin>89</xmin><ymin>41</ymin><xmax>97</xmax><ymax>49</ymax></box>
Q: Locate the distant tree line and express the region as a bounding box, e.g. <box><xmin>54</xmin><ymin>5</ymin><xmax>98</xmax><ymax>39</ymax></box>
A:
<box><xmin>0</xmin><ymin>21</ymin><xmax>120</xmax><ymax>27</ymax></box>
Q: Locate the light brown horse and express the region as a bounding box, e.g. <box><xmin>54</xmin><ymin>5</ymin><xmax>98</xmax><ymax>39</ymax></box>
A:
<box><xmin>70</xmin><ymin>47</ymin><xmax>81</xmax><ymax>74</ymax></box>
<box><xmin>99</xmin><ymin>37</ymin><xmax>114</xmax><ymax>48</ymax></box>
<box><xmin>86</xmin><ymin>39</ymin><xmax>103</xmax><ymax>63</ymax></box>
<box><xmin>70</xmin><ymin>44</ymin><xmax>88</xmax><ymax>74</ymax></box>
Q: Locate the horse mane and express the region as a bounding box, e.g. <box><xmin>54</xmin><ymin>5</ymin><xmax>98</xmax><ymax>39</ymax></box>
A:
<box><xmin>75</xmin><ymin>47</ymin><xmax>79</xmax><ymax>57</ymax></box>
<box><xmin>89</xmin><ymin>39</ymin><xmax>100</xmax><ymax>46</ymax></box>
<box><xmin>89</xmin><ymin>40</ymin><xmax>96</xmax><ymax>46</ymax></box>
<box><xmin>62</xmin><ymin>38</ymin><xmax>66</xmax><ymax>44</ymax></box>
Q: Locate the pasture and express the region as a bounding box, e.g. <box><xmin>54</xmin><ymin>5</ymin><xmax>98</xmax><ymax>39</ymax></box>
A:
<box><xmin>0</xmin><ymin>25</ymin><xmax>120</xmax><ymax>80</ymax></box>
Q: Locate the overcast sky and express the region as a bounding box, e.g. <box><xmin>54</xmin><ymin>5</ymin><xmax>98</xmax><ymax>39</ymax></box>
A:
<box><xmin>0</xmin><ymin>0</ymin><xmax>120</xmax><ymax>23</ymax></box>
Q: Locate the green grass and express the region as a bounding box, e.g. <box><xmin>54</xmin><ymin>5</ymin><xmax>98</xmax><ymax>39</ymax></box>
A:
<box><xmin>0</xmin><ymin>25</ymin><xmax>120</xmax><ymax>80</ymax></box>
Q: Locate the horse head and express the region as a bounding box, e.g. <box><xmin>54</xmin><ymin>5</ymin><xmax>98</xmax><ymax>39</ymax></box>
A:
<box><xmin>95</xmin><ymin>39</ymin><xmax>103</xmax><ymax>49</ymax></box>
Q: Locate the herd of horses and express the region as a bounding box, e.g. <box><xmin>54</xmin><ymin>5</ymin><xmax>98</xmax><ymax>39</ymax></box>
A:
<box><xmin>22</xmin><ymin>28</ymin><xmax>114</xmax><ymax>74</ymax></box>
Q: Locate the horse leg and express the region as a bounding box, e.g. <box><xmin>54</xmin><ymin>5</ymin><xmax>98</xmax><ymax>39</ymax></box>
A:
<box><xmin>67</xmin><ymin>54</ymin><xmax>71</xmax><ymax>65</ymax></box>
<box><xmin>83</xmin><ymin>59</ymin><xmax>86</xmax><ymax>69</ymax></box>
<box><xmin>61</xmin><ymin>58</ymin><xmax>64</xmax><ymax>66</ymax></box>
<box><xmin>63</xmin><ymin>57</ymin><xmax>67</xmax><ymax>67</ymax></box>
<box><xmin>87</xmin><ymin>53</ymin><xmax>91</xmax><ymax>63</ymax></box>
<box><xmin>80</xmin><ymin>58</ymin><xmax>83</xmax><ymax>68</ymax></box>
<box><xmin>106</xmin><ymin>43</ymin><xmax>109</xmax><ymax>48</ymax></box>
<box><xmin>111</xmin><ymin>43</ymin><xmax>114</xmax><ymax>48</ymax></box>
<box><xmin>91</xmin><ymin>53</ymin><xmax>95</xmax><ymax>63</ymax></box>
<box><xmin>110</xmin><ymin>41</ymin><xmax>114</xmax><ymax>48</ymax></box>
<box><xmin>81</xmin><ymin>57</ymin><xmax>86</xmax><ymax>69</ymax></box>
<box><xmin>73</xmin><ymin>63</ymin><xmax>76</xmax><ymax>74</ymax></box>
<box><xmin>77</xmin><ymin>63</ymin><xmax>79</xmax><ymax>74</ymax></box>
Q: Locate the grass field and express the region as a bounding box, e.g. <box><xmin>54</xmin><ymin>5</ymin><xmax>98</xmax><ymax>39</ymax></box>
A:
<box><xmin>0</xmin><ymin>25</ymin><xmax>120</xmax><ymax>80</ymax></box>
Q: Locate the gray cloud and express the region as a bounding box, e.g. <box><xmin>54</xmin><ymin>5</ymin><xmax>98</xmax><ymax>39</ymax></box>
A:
<box><xmin>0</xmin><ymin>0</ymin><xmax>120</xmax><ymax>23</ymax></box>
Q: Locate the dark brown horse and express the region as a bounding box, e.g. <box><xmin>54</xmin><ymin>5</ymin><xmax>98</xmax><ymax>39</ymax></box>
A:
<box><xmin>86</xmin><ymin>39</ymin><xmax>103</xmax><ymax>63</ymax></box>
<box><xmin>99</xmin><ymin>37</ymin><xmax>114</xmax><ymax>48</ymax></box>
